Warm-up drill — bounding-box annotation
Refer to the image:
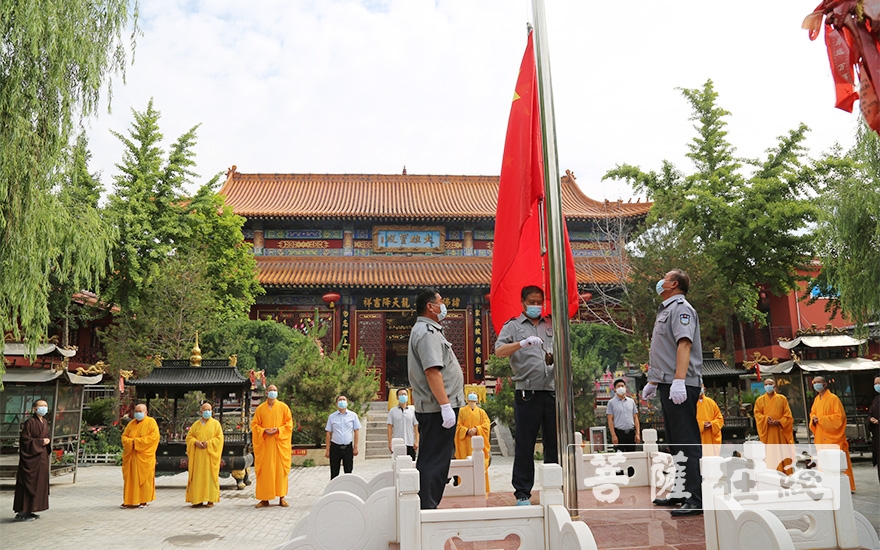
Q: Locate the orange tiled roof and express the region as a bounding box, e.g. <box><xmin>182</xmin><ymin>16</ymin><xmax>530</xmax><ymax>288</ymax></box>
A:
<box><xmin>256</xmin><ymin>255</ymin><xmax>624</xmax><ymax>288</ymax></box>
<box><xmin>219</xmin><ymin>169</ymin><xmax>651</xmax><ymax>221</ymax></box>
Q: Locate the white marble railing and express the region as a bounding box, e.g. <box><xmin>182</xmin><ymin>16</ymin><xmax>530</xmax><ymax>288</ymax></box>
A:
<box><xmin>280</xmin><ymin>436</ymin><xmax>597</xmax><ymax>550</ymax></box>
<box><xmin>573</xmin><ymin>428</ymin><xmax>675</xmax><ymax>494</ymax></box>
<box><xmin>703</xmin><ymin>443</ymin><xmax>880</xmax><ymax>550</ymax></box>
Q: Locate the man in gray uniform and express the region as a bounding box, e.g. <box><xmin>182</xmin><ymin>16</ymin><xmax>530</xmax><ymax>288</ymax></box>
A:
<box><xmin>641</xmin><ymin>269</ymin><xmax>703</xmax><ymax>516</ymax></box>
<box><xmin>495</xmin><ymin>285</ymin><xmax>557</xmax><ymax>506</ymax></box>
<box><xmin>407</xmin><ymin>288</ymin><xmax>465</xmax><ymax>509</ymax></box>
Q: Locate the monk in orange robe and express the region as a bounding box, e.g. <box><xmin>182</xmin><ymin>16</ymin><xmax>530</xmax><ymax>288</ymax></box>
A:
<box><xmin>185</xmin><ymin>402</ymin><xmax>224</xmax><ymax>507</ymax></box>
<box><xmin>696</xmin><ymin>386</ymin><xmax>723</xmax><ymax>456</ymax></box>
<box><xmin>251</xmin><ymin>384</ymin><xmax>293</xmax><ymax>508</ymax></box>
<box><xmin>121</xmin><ymin>403</ymin><xmax>160</xmax><ymax>508</ymax></box>
<box><xmin>809</xmin><ymin>376</ymin><xmax>855</xmax><ymax>491</ymax></box>
<box><xmin>754</xmin><ymin>378</ymin><xmax>795</xmax><ymax>474</ymax></box>
<box><xmin>454</xmin><ymin>392</ymin><xmax>490</xmax><ymax>492</ymax></box>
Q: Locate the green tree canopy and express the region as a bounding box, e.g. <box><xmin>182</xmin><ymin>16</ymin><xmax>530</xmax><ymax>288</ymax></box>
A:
<box><xmin>813</xmin><ymin>123</ymin><xmax>880</xmax><ymax>333</ymax></box>
<box><xmin>200</xmin><ymin>319</ymin><xmax>313</xmax><ymax>379</ymax></box>
<box><xmin>605</xmin><ymin>80</ymin><xmax>819</xmax><ymax>363</ymax></box>
<box><xmin>1</xmin><ymin>0</ymin><xmax>134</xmax><ymax>364</ymax></box>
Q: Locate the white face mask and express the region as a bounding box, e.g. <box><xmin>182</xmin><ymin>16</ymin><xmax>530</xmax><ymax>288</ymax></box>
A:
<box><xmin>434</xmin><ymin>302</ymin><xmax>447</xmax><ymax>322</ymax></box>
<box><xmin>655</xmin><ymin>279</ymin><xmax>666</xmax><ymax>296</ymax></box>
<box><xmin>615</xmin><ymin>386</ymin><xmax>626</xmax><ymax>396</ymax></box>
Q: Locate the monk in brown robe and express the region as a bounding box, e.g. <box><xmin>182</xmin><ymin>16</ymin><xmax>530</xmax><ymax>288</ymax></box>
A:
<box><xmin>13</xmin><ymin>400</ymin><xmax>51</xmax><ymax>521</ymax></box>
<box><xmin>809</xmin><ymin>376</ymin><xmax>855</xmax><ymax>491</ymax></box>
<box><xmin>868</xmin><ymin>375</ymin><xmax>880</xmax><ymax>484</ymax></box>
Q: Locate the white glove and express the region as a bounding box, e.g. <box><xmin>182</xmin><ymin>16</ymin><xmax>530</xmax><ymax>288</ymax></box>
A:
<box><xmin>641</xmin><ymin>383</ymin><xmax>657</xmax><ymax>400</ymax></box>
<box><xmin>440</xmin><ymin>403</ymin><xmax>456</xmax><ymax>428</ymax></box>
<box><xmin>519</xmin><ymin>336</ymin><xmax>543</xmax><ymax>348</ymax></box>
<box><xmin>670</xmin><ymin>379</ymin><xmax>688</xmax><ymax>404</ymax></box>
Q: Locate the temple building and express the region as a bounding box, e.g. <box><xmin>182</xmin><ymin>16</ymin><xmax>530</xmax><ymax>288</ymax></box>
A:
<box><xmin>219</xmin><ymin>167</ymin><xmax>651</xmax><ymax>399</ymax></box>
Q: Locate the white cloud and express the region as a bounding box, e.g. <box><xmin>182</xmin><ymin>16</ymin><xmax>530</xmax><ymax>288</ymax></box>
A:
<box><xmin>84</xmin><ymin>0</ymin><xmax>859</xmax><ymax>201</ymax></box>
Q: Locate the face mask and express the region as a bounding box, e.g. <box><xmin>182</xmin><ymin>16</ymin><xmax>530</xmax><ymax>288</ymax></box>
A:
<box><xmin>397</xmin><ymin>394</ymin><xmax>407</xmax><ymax>404</ymax></box>
<box><xmin>468</xmin><ymin>393</ymin><xmax>478</xmax><ymax>402</ymax></box>
<box><xmin>435</xmin><ymin>303</ymin><xmax>447</xmax><ymax>322</ymax></box>
<box><xmin>337</xmin><ymin>400</ymin><xmax>348</xmax><ymax>410</ymax></box>
<box><xmin>525</xmin><ymin>305</ymin><xmax>542</xmax><ymax>319</ymax></box>
<box><xmin>134</xmin><ymin>411</ymin><xmax>146</xmax><ymax>421</ymax></box>
<box><xmin>615</xmin><ymin>387</ymin><xmax>626</xmax><ymax>396</ymax></box>
<box><xmin>202</xmin><ymin>410</ymin><xmax>212</xmax><ymax>419</ymax></box>
<box><xmin>36</xmin><ymin>406</ymin><xmax>48</xmax><ymax>416</ymax></box>
<box><xmin>764</xmin><ymin>385</ymin><xmax>775</xmax><ymax>394</ymax></box>
<box><xmin>813</xmin><ymin>383</ymin><xmax>824</xmax><ymax>392</ymax></box>
<box><xmin>655</xmin><ymin>279</ymin><xmax>666</xmax><ymax>296</ymax></box>
<box><xmin>700</xmin><ymin>388</ymin><xmax>705</xmax><ymax>395</ymax></box>
<box><xmin>875</xmin><ymin>384</ymin><xmax>880</xmax><ymax>394</ymax></box>
<box><xmin>267</xmin><ymin>391</ymin><xmax>278</xmax><ymax>399</ymax></box>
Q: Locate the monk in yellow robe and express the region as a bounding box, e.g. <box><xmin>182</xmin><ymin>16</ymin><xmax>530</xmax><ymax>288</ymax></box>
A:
<box><xmin>121</xmin><ymin>403</ymin><xmax>160</xmax><ymax>508</ymax></box>
<box><xmin>754</xmin><ymin>378</ymin><xmax>795</xmax><ymax>473</ymax></box>
<box><xmin>809</xmin><ymin>376</ymin><xmax>855</xmax><ymax>491</ymax></box>
<box><xmin>251</xmin><ymin>384</ymin><xmax>293</xmax><ymax>508</ymax></box>
<box><xmin>454</xmin><ymin>392</ymin><xmax>490</xmax><ymax>492</ymax></box>
<box><xmin>186</xmin><ymin>402</ymin><xmax>224</xmax><ymax>507</ymax></box>
<box><xmin>696</xmin><ymin>386</ymin><xmax>723</xmax><ymax>456</ymax></box>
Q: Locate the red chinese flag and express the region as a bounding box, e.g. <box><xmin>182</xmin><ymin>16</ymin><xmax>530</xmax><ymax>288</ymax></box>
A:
<box><xmin>490</xmin><ymin>30</ymin><xmax>579</xmax><ymax>335</ymax></box>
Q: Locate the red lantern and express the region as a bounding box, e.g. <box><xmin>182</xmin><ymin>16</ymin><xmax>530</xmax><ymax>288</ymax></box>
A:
<box><xmin>580</xmin><ymin>292</ymin><xmax>593</xmax><ymax>303</ymax></box>
<box><xmin>483</xmin><ymin>293</ymin><xmax>491</xmax><ymax>304</ymax></box>
<box><xmin>322</xmin><ymin>291</ymin><xmax>341</xmax><ymax>308</ymax></box>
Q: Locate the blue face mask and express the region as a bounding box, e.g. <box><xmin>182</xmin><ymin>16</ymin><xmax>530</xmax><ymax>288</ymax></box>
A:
<box><xmin>267</xmin><ymin>391</ymin><xmax>278</xmax><ymax>400</ymax></box>
<box><xmin>875</xmin><ymin>384</ymin><xmax>880</xmax><ymax>394</ymax></box>
<box><xmin>467</xmin><ymin>393</ymin><xmax>478</xmax><ymax>402</ymax></box>
<box><xmin>525</xmin><ymin>305</ymin><xmax>542</xmax><ymax>319</ymax></box>
<box><xmin>397</xmin><ymin>394</ymin><xmax>407</xmax><ymax>404</ymax></box>
<box><xmin>134</xmin><ymin>411</ymin><xmax>146</xmax><ymax>421</ymax></box>
<box><xmin>202</xmin><ymin>410</ymin><xmax>212</xmax><ymax>419</ymax></box>
<box><xmin>813</xmin><ymin>383</ymin><xmax>824</xmax><ymax>392</ymax></box>
<box><xmin>764</xmin><ymin>385</ymin><xmax>775</xmax><ymax>394</ymax></box>
<box><xmin>36</xmin><ymin>406</ymin><xmax>48</xmax><ymax>416</ymax></box>
<box><xmin>655</xmin><ymin>279</ymin><xmax>666</xmax><ymax>296</ymax></box>
<box><xmin>337</xmin><ymin>400</ymin><xmax>348</xmax><ymax>410</ymax></box>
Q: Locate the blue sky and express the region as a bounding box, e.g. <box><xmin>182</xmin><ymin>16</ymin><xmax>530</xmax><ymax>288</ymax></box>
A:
<box><xmin>84</xmin><ymin>0</ymin><xmax>859</xmax><ymax>201</ymax></box>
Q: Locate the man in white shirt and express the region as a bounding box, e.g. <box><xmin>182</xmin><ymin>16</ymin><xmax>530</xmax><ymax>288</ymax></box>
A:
<box><xmin>387</xmin><ymin>388</ymin><xmax>419</xmax><ymax>460</ymax></box>
<box><xmin>606</xmin><ymin>378</ymin><xmax>640</xmax><ymax>451</ymax></box>
<box><xmin>324</xmin><ymin>395</ymin><xmax>361</xmax><ymax>479</ymax></box>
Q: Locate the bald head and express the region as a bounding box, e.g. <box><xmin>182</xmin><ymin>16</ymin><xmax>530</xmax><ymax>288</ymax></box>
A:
<box><xmin>135</xmin><ymin>404</ymin><xmax>147</xmax><ymax>413</ymax></box>
<box><xmin>34</xmin><ymin>400</ymin><xmax>47</xmax><ymax>409</ymax></box>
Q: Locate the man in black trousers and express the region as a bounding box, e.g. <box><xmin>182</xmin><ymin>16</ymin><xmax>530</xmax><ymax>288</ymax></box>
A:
<box><xmin>641</xmin><ymin>270</ymin><xmax>704</xmax><ymax>516</ymax></box>
<box><xmin>407</xmin><ymin>288</ymin><xmax>465</xmax><ymax>509</ymax></box>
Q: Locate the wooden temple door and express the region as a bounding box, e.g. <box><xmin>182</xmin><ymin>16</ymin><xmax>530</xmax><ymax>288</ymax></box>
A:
<box><xmin>353</xmin><ymin>311</ymin><xmax>386</xmax><ymax>400</ymax></box>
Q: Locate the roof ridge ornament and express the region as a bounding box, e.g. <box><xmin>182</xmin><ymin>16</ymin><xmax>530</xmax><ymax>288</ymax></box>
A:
<box><xmin>190</xmin><ymin>331</ymin><xmax>202</xmax><ymax>366</ymax></box>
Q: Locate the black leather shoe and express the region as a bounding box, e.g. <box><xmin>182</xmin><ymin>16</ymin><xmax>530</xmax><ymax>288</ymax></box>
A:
<box><xmin>670</xmin><ymin>503</ymin><xmax>703</xmax><ymax>516</ymax></box>
<box><xmin>28</xmin><ymin>513</ymin><xmax>40</xmax><ymax>519</ymax></box>
<box><xmin>652</xmin><ymin>497</ymin><xmax>686</xmax><ymax>506</ymax></box>
<box><xmin>14</xmin><ymin>514</ymin><xmax>35</xmax><ymax>522</ymax></box>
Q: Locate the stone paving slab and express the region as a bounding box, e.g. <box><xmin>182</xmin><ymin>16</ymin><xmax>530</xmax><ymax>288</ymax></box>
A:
<box><xmin>0</xmin><ymin>456</ymin><xmax>876</xmax><ymax>549</ymax></box>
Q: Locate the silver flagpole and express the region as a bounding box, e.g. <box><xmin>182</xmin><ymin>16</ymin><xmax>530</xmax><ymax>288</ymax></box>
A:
<box><xmin>530</xmin><ymin>0</ymin><xmax>578</xmax><ymax>514</ymax></box>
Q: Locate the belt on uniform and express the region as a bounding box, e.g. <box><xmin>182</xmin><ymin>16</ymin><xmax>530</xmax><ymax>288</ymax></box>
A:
<box><xmin>616</xmin><ymin>429</ymin><xmax>635</xmax><ymax>434</ymax></box>
<box><xmin>331</xmin><ymin>442</ymin><xmax>351</xmax><ymax>448</ymax></box>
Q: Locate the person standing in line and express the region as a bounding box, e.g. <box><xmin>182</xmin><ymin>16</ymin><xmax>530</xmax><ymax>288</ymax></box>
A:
<box><xmin>407</xmin><ymin>288</ymin><xmax>465</xmax><ymax>509</ymax></box>
<box><xmin>387</xmin><ymin>387</ymin><xmax>419</xmax><ymax>461</ymax></box>
<box><xmin>455</xmin><ymin>391</ymin><xmax>491</xmax><ymax>492</ymax></box>
<box><xmin>754</xmin><ymin>377</ymin><xmax>795</xmax><ymax>473</ymax></box>
<box><xmin>606</xmin><ymin>378</ymin><xmax>641</xmax><ymax>452</ymax></box>
<box><xmin>185</xmin><ymin>402</ymin><xmax>224</xmax><ymax>507</ymax></box>
<box><xmin>494</xmin><ymin>285</ymin><xmax>557</xmax><ymax>506</ymax></box>
<box><xmin>641</xmin><ymin>269</ymin><xmax>704</xmax><ymax>516</ymax></box>
<box><xmin>696</xmin><ymin>385</ymin><xmax>724</xmax><ymax>456</ymax></box>
<box><xmin>325</xmin><ymin>395</ymin><xmax>360</xmax><ymax>479</ymax></box>
<box><xmin>251</xmin><ymin>384</ymin><xmax>293</xmax><ymax>508</ymax></box>
<box><xmin>121</xmin><ymin>403</ymin><xmax>160</xmax><ymax>508</ymax></box>
<box><xmin>13</xmin><ymin>400</ymin><xmax>51</xmax><ymax>521</ymax></box>
<box><xmin>809</xmin><ymin>376</ymin><xmax>855</xmax><ymax>491</ymax></box>
<box><xmin>868</xmin><ymin>375</ymin><xmax>880</xmax><ymax>484</ymax></box>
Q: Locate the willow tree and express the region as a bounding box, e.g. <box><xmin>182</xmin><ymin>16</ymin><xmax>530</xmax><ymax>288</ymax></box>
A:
<box><xmin>0</xmin><ymin>1</ymin><xmax>135</xmax><ymax>362</ymax></box>
<box><xmin>814</xmin><ymin>124</ymin><xmax>880</xmax><ymax>334</ymax></box>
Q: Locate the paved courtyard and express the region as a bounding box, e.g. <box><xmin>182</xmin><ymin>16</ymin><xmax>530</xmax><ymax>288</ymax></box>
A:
<box><xmin>0</xmin><ymin>456</ymin><xmax>877</xmax><ymax>549</ymax></box>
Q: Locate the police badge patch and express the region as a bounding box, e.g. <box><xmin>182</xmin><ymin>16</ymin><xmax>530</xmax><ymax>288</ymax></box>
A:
<box><xmin>679</xmin><ymin>313</ymin><xmax>690</xmax><ymax>325</ymax></box>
